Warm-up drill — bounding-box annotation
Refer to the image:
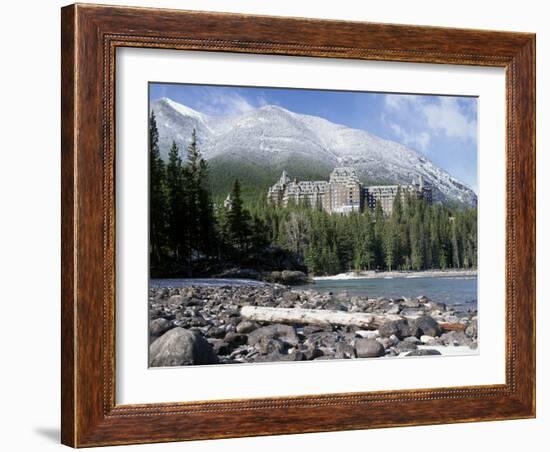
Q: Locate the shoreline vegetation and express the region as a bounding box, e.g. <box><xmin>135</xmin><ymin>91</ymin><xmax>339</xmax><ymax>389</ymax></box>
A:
<box><xmin>149</xmin><ymin>282</ymin><xmax>478</xmax><ymax>367</ymax></box>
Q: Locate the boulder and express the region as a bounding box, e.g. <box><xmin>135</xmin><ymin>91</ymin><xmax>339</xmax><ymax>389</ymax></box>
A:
<box><xmin>355</xmin><ymin>330</ymin><xmax>380</xmax><ymax>340</ymax></box>
<box><xmin>402</xmin><ymin>298</ymin><xmax>421</xmax><ymax>308</ymax></box>
<box><xmin>247</xmin><ymin>324</ymin><xmax>299</xmax><ymax>347</ymax></box>
<box><xmin>281</xmin><ymin>291</ymin><xmax>300</xmax><ymax>302</ymax></box>
<box><xmin>439</xmin><ymin>331</ymin><xmax>471</xmax><ymax>346</ymax></box>
<box><xmin>149</xmin><ymin>318</ymin><xmax>173</xmax><ymax>336</ymax></box>
<box><xmin>224</xmin><ymin>332</ymin><xmax>248</xmax><ymax>346</ymax></box>
<box><xmin>269</xmin><ymin>270</ymin><xmax>310</xmax><ymax>285</ymax></box>
<box><xmin>379</xmin><ymin>319</ymin><xmax>414</xmax><ymax>339</ymax></box>
<box><xmin>355</xmin><ymin>339</ymin><xmax>386</xmax><ymax>358</ymax></box>
<box><xmin>403</xmin><ymin>336</ymin><xmax>422</xmax><ymax>345</ymax></box>
<box><xmin>395</xmin><ymin>341</ymin><xmax>418</xmax><ymax>353</ymax></box>
<box><xmin>255</xmin><ymin>337</ymin><xmax>286</xmax><ymax>355</ymax></box>
<box><xmin>412</xmin><ymin>315</ymin><xmax>442</xmax><ymax>337</ymax></box>
<box><xmin>235</xmin><ymin>320</ymin><xmax>259</xmax><ymax>334</ymax></box>
<box><xmin>405</xmin><ymin>349</ymin><xmax>442</xmax><ymax>356</ymax></box>
<box><xmin>335</xmin><ymin>342</ymin><xmax>356</xmax><ymax>359</ymax></box>
<box><xmin>149</xmin><ymin>328</ymin><xmax>218</xmax><ymax>367</ymax></box>
<box><xmin>280</xmin><ymin>270</ymin><xmax>310</xmax><ymax>285</ymax></box>
<box><xmin>420</xmin><ymin>335</ymin><xmax>437</xmax><ymax>345</ymax></box>
<box><xmin>165</xmin><ymin>294</ymin><xmax>185</xmax><ymax>306</ymax></box>
<box><xmin>300</xmin><ymin>345</ymin><xmax>324</xmax><ymax>360</ymax></box>
<box><xmin>465</xmin><ymin>319</ymin><xmax>478</xmax><ymax>339</ymax></box>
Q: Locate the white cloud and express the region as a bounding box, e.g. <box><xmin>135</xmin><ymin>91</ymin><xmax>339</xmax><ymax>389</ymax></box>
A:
<box><xmin>196</xmin><ymin>89</ymin><xmax>267</xmax><ymax>116</ymax></box>
<box><xmin>384</xmin><ymin>94</ymin><xmax>477</xmax><ymax>143</ymax></box>
<box><xmin>384</xmin><ymin>94</ymin><xmax>420</xmax><ymax>110</ymax></box>
<box><xmin>390</xmin><ymin>123</ymin><xmax>431</xmax><ymax>151</ymax></box>
<box><xmin>423</xmin><ymin>97</ymin><xmax>477</xmax><ymax>141</ymax></box>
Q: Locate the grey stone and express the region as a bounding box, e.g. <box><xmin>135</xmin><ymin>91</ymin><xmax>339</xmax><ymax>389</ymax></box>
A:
<box><xmin>235</xmin><ymin>320</ymin><xmax>259</xmax><ymax>334</ymax></box>
<box><xmin>395</xmin><ymin>341</ymin><xmax>418</xmax><ymax>352</ymax></box>
<box><xmin>465</xmin><ymin>319</ymin><xmax>478</xmax><ymax>338</ymax></box>
<box><xmin>255</xmin><ymin>337</ymin><xmax>286</xmax><ymax>355</ymax></box>
<box><xmin>224</xmin><ymin>332</ymin><xmax>248</xmax><ymax>346</ymax></box>
<box><xmin>247</xmin><ymin>324</ymin><xmax>299</xmax><ymax>347</ymax></box>
<box><xmin>149</xmin><ymin>328</ymin><xmax>218</xmax><ymax>367</ymax></box>
<box><xmin>412</xmin><ymin>315</ymin><xmax>442</xmax><ymax>337</ymax></box>
<box><xmin>149</xmin><ymin>318</ymin><xmax>173</xmax><ymax>336</ymax></box>
<box><xmin>402</xmin><ymin>298</ymin><xmax>421</xmax><ymax>308</ymax></box>
<box><xmin>405</xmin><ymin>349</ymin><xmax>442</xmax><ymax>356</ymax></box>
<box><xmin>335</xmin><ymin>342</ymin><xmax>356</xmax><ymax>359</ymax></box>
<box><xmin>420</xmin><ymin>335</ymin><xmax>437</xmax><ymax>345</ymax></box>
<box><xmin>355</xmin><ymin>330</ymin><xmax>379</xmax><ymax>340</ymax></box>
<box><xmin>165</xmin><ymin>294</ymin><xmax>185</xmax><ymax>306</ymax></box>
<box><xmin>355</xmin><ymin>339</ymin><xmax>385</xmax><ymax>358</ymax></box>
<box><xmin>439</xmin><ymin>331</ymin><xmax>471</xmax><ymax>346</ymax></box>
<box><xmin>379</xmin><ymin>319</ymin><xmax>413</xmax><ymax>339</ymax></box>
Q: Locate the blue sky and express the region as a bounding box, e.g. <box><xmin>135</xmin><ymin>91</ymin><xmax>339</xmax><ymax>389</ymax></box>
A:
<box><xmin>150</xmin><ymin>83</ymin><xmax>478</xmax><ymax>191</ymax></box>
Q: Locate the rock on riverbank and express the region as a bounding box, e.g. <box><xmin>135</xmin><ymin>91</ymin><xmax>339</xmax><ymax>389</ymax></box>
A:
<box><xmin>149</xmin><ymin>284</ymin><xmax>478</xmax><ymax>366</ymax></box>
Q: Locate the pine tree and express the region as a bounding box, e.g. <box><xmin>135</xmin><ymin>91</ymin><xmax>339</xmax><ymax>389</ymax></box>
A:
<box><xmin>226</xmin><ymin>179</ymin><xmax>252</xmax><ymax>255</ymax></box>
<box><xmin>182</xmin><ymin>129</ymin><xmax>217</xmax><ymax>260</ymax></box>
<box><xmin>148</xmin><ymin>111</ymin><xmax>168</xmax><ymax>268</ymax></box>
<box><xmin>373</xmin><ymin>202</ymin><xmax>386</xmax><ymax>269</ymax></box>
<box><xmin>165</xmin><ymin>140</ymin><xmax>187</xmax><ymax>263</ymax></box>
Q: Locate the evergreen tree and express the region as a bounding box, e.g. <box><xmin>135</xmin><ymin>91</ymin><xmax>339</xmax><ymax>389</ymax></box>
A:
<box><xmin>373</xmin><ymin>203</ymin><xmax>386</xmax><ymax>269</ymax></box>
<box><xmin>148</xmin><ymin>111</ymin><xmax>168</xmax><ymax>268</ymax></box>
<box><xmin>226</xmin><ymin>179</ymin><xmax>252</xmax><ymax>255</ymax></box>
<box><xmin>182</xmin><ymin>129</ymin><xmax>217</xmax><ymax>260</ymax></box>
<box><xmin>165</xmin><ymin>140</ymin><xmax>187</xmax><ymax>263</ymax></box>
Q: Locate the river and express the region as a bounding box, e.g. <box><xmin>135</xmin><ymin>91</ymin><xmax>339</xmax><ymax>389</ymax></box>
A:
<box><xmin>296</xmin><ymin>276</ymin><xmax>477</xmax><ymax>309</ymax></box>
<box><xmin>151</xmin><ymin>275</ymin><xmax>477</xmax><ymax>310</ymax></box>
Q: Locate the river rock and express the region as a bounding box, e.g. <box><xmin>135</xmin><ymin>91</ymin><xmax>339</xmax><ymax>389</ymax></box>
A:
<box><xmin>420</xmin><ymin>335</ymin><xmax>437</xmax><ymax>345</ymax></box>
<box><xmin>402</xmin><ymin>298</ymin><xmax>421</xmax><ymax>308</ymax></box>
<box><xmin>335</xmin><ymin>342</ymin><xmax>356</xmax><ymax>359</ymax></box>
<box><xmin>439</xmin><ymin>331</ymin><xmax>471</xmax><ymax>346</ymax></box>
<box><xmin>395</xmin><ymin>340</ymin><xmax>418</xmax><ymax>353</ymax></box>
<box><xmin>165</xmin><ymin>294</ymin><xmax>185</xmax><ymax>306</ymax></box>
<box><xmin>224</xmin><ymin>332</ymin><xmax>248</xmax><ymax>346</ymax></box>
<box><xmin>412</xmin><ymin>315</ymin><xmax>442</xmax><ymax>337</ymax></box>
<box><xmin>149</xmin><ymin>318</ymin><xmax>173</xmax><ymax>336</ymax></box>
<box><xmin>406</xmin><ymin>349</ymin><xmax>442</xmax><ymax>356</ymax></box>
<box><xmin>149</xmin><ymin>327</ymin><xmax>218</xmax><ymax>366</ymax></box>
<box><xmin>355</xmin><ymin>339</ymin><xmax>385</xmax><ymax>358</ymax></box>
<box><xmin>255</xmin><ymin>337</ymin><xmax>286</xmax><ymax>355</ymax></box>
<box><xmin>355</xmin><ymin>330</ymin><xmax>379</xmax><ymax>340</ymax></box>
<box><xmin>235</xmin><ymin>320</ymin><xmax>259</xmax><ymax>334</ymax></box>
<box><xmin>379</xmin><ymin>319</ymin><xmax>413</xmax><ymax>339</ymax></box>
<box><xmin>465</xmin><ymin>319</ymin><xmax>478</xmax><ymax>338</ymax></box>
<box><xmin>247</xmin><ymin>324</ymin><xmax>299</xmax><ymax>347</ymax></box>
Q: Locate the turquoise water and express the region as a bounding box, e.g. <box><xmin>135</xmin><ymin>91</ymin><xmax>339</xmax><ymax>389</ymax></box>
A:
<box><xmin>151</xmin><ymin>276</ymin><xmax>477</xmax><ymax>310</ymax></box>
<box><xmin>296</xmin><ymin>276</ymin><xmax>477</xmax><ymax>309</ymax></box>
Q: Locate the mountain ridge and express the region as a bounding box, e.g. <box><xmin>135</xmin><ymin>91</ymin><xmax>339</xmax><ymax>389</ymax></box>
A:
<box><xmin>151</xmin><ymin>97</ymin><xmax>477</xmax><ymax>207</ymax></box>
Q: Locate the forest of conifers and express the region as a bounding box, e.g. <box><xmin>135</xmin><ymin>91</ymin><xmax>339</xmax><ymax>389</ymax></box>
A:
<box><xmin>149</xmin><ymin>112</ymin><xmax>477</xmax><ymax>278</ymax></box>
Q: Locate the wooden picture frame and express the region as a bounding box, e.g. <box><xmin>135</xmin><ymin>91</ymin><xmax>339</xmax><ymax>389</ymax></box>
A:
<box><xmin>61</xmin><ymin>3</ymin><xmax>536</xmax><ymax>447</ymax></box>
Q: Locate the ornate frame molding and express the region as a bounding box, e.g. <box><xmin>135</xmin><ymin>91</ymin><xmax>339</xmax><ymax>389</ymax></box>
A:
<box><xmin>62</xmin><ymin>4</ymin><xmax>535</xmax><ymax>447</ymax></box>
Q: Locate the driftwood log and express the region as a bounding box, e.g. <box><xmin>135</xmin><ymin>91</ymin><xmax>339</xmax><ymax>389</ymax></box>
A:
<box><xmin>241</xmin><ymin>306</ymin><xmax>465</xmax><ymax>332</ymax></box>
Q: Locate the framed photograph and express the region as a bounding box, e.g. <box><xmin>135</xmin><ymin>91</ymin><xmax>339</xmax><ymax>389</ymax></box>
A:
<box><xmin>61</xmin><ymin>3</ymin><xmax>536</xmax><ymax>447</ymax></box>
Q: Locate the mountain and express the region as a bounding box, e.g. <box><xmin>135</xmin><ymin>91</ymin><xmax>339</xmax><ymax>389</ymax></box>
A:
<box><xmin>151</xmin><ymin>97</ymin><xmax>477</xmax><ymax>207</ymax></box>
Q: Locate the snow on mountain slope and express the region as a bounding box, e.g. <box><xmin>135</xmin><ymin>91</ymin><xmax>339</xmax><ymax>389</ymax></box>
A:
<box><xmin>150</xmin><ymin>98</ymin><xmax>477</xmax><ymax>207</ymax></box>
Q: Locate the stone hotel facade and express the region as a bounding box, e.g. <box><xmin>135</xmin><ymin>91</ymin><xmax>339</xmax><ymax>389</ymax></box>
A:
<box><xmin>267</xmin><ymin>167</ymin><xmax>432</xmax><ymax>215</ymax></box>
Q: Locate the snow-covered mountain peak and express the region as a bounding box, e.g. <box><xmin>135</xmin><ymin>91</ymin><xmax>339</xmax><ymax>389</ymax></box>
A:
<box><xmin>150</xmin><ymin>97</ymin><xmax>477</xmax><ymax>207</ymax></box>
<box><xmin>157</xmin><ymin>97</ymin><xmax>207</xmax><ymax>122</ymax></box>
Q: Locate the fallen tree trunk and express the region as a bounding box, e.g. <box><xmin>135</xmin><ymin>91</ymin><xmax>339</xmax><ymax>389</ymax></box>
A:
<box><xmin>241</xmin><ymin>306</ymin><xmax>462</xmax><ymax>332</ymax></box>
<box><xmin>242</xmin><ymin>305</ymin><xmax>401</xmax><ymax>329</ymax></box>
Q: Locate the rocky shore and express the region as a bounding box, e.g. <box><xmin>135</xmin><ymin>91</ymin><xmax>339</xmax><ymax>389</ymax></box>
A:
<box><xmin>149</xmin><ymin>283</ymin><xmax>478</xmax><ymax>367</ymax></box>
